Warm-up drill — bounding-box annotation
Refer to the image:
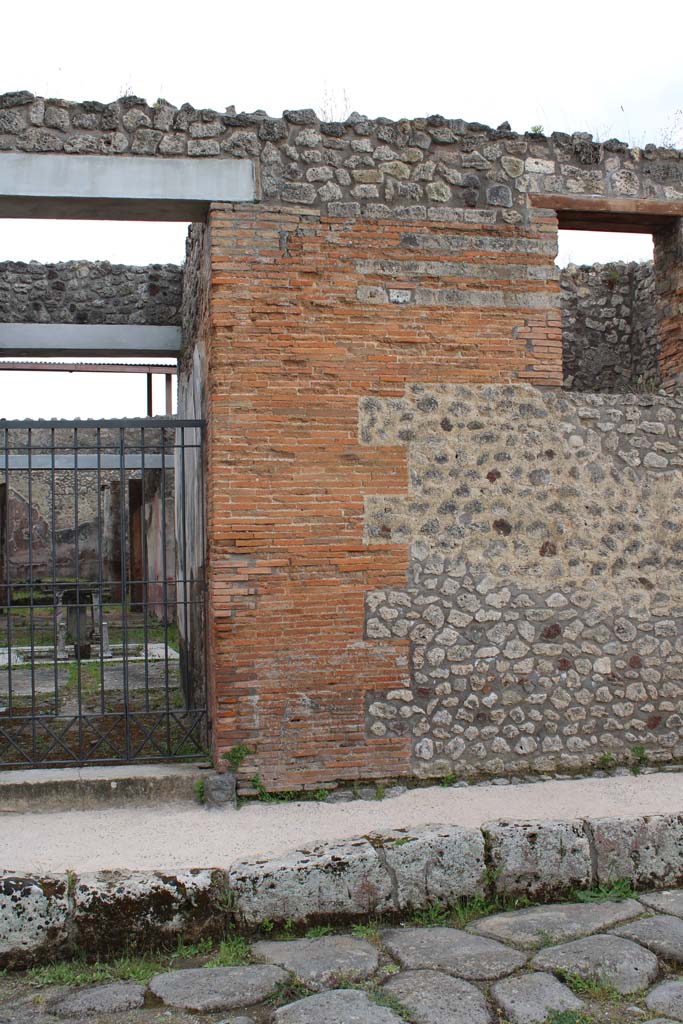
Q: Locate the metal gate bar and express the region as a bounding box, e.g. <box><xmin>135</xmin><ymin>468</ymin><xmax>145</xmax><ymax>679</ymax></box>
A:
<box><xmin>0</xmin><ymin>418</ymin><xmax>207</xmax><ymax>768</ymax></box>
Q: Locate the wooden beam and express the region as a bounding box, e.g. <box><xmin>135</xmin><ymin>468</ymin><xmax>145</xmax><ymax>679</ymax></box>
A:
<box><xmin>531</xmin><ymin>194</ymin><xmax>683</xmax><ymax>233</ymax></box>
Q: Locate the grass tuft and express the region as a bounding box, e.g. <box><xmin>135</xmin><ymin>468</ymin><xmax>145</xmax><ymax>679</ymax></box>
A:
<box><xmin>351</xmin><ymin>921</ymin><xmax>381</xmax><ymax>944</ymax></box>
<box><xmin>557</xmin><ymin>971</ymin><xmax>623</xmax><ymax>1004</ymax></box>
<box><xmin>546</xmin><ymin>1011</ymin><xmax>596</xmax><ymax>1024</ymax></box>
<box><xmin>571</xmin><ymin>879</ymin><xmax>635</xmax><ymax>903</ymax></box>
<box><xmin>305</xmin><ymin>925</ymin><xmax>333</xmax><ymax>938</ymax></box>
<box><xmin>205</xmin><ymin>933</ymin><xmax>253</xmax><ymax>967</ymax></box>
<box><xmin>267</xmin><ymin>978</ymin><xmax>314</xmax><ymax>1006</ymax></box>
<box><xmin>27</xmin><ymin>953</ymin><xmax>165</xmax><ymax>987</ymax></box>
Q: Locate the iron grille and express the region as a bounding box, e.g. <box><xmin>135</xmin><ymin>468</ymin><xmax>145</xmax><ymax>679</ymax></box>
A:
<box><xmin>0</xmin><ymin>418</ymin><xmax>207</xmax><ymax>767</ymax></box>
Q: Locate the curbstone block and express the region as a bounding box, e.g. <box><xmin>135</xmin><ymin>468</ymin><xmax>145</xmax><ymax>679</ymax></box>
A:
<box><xmin>371</xmin><ymin>825</ymin><xmax>486</xmax><ymax>909</ymax></box>
<box><xmin>229</xmin><ymin>836</ymin><xmax>392</xmax><ymax>926</ymax></box>
<box><xmin>483</xmin><ymin>820</ymin><xmax>592</xmax><ymax>899</ymax></box>
<box><xmin>0</xmin><ymin>874</ymin><xmax>70</xmax><ymax>968</ymax></box>
<box><xmin>73</xmin><ymin>868</ymin><xmax>226</xmax><ymax>952</ymax></box>
<box><xmin>587</xmin><ymin>814</ymin><xmax>683</xmax><ymax>888</ymax></box>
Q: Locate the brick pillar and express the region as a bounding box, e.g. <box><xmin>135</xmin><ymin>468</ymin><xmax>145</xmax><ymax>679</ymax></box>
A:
<box><xmin>202</xmin><ymin>203</ymin><xmax>562</xmax><ymax>791</ymax></box>
<box><xmin>654</xmin><ymin>218</ymin><xmax>683</xmax><ymax>390</ymax></box>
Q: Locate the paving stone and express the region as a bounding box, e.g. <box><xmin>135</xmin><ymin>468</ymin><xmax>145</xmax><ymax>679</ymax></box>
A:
<box><xmin>149</xmin><ymin>964</ymin><xmax>288</xmax><ymax>1011</ymax></box>
<box><xmin>252</xmin><ymin>935</ymin><xmax>379</xmax><ymax>990</ymax></box>
<box><xmin>273</xmin><ymin>988</ymin><xmax>404</xmax><ymax>1023</ymax></box>
<box><xmin>640</xmin><ymin>890</ymin><xmax>683</xmax><ymax>918</ymax></box>
<box><xmin>49</xmin><ymin>981</ymin><xmax>146</xmax><ymax>1016</ymax></box>
<box><xmin>646</xmin><ymin>980</ymin><xmax>683</xmax><ymax>1020</ymax></box>
<box><xmin>469</xmin><ymin>898</ymin><xmax>643</xmax><ymax>948</ymax></box>
<box><xmin>380</xmin><ymin>926</ymin><xmax>527</xmax><ymax>980</ymax></box>
<box><xmin>531</xmin><ymin>934</ymin><xmax>659</xmax><ymax>994</ymax></box>
<box><xmin>614</xmin><ymin>913</ymin><xmax>683</xmax><ymax>962</ymax></box>
<box><xmin>491</xmin><ymin>971</ymin><xmax>584</xmax><ymax>1024</ymax></box>
<box><xmin>383</xmin><ymin>968</ymin><xmax>494</xmax><ymax>1023</ymax></box>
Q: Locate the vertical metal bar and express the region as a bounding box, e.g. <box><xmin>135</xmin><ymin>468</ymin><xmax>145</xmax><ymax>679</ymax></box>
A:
<box><xmin>165</xmin><ymin>375</ymin><xmax>173</xmax><ymax>416</ymax></box>
<box><xmin>118</xmin><ymin>427</ymin><xmax>130</xmax><ymax>761</ymax></box>
<box><xmin>179</xmin><ymin>425</ymin><xmax>189</xmax><ymax>717</ymax></box>
<box><xmin>199</xmin><ymin>422</ymin><xmax>208</xmax><ymax>730</ymax></box>
<box><xmin>50</xmin><ymin>427</ymin><xmax>58</xmax><ymax>716</ymax></box>
<box><xmin>160</xmin><ymin>423</ymin><xmax>171</xmax><ymax>754</ymax></box>
<box><xmin>3</xmin><ymin>426</ymin><xmax>12</xmax><ymax>718</ymax></box>
<box><xmin>26</xmin><ymin>427</ymin><xmax>36</xmax><ymax>762</ymax></box>
<box><xmin>140</xmin><ymin>426</ymin><xmax>150</xmax><ymax>715</ymax></box>
<box><xmin>73</xmin><ymin>426</ymin><xmax>83</xmax><ymax>762</ymax></box>
<box><xmin>147</xmin><ymin>375</ymin><xmax>153</xmax><ymax>418</ymax></box>
<box><xmin>96</xmin><ymin>428</ymin><xmax>105</xmax><ymax>716</ymax></box>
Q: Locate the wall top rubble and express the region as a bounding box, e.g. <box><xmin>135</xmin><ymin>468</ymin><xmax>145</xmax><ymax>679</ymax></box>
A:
<box><xmin>1</xmin><ymin>93</ymin><xmax>682</xmax><ymax>222</ymax></box>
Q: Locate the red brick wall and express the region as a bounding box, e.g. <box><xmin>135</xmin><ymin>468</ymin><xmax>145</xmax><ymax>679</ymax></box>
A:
<box><xmin>201</xmin><ymin>203</ymin><xmax>562</xmax><ymax>791</ymax></box>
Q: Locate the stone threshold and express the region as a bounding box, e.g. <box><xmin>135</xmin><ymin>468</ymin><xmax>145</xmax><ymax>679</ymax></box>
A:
<box><xmin>0</xmin><ymin>762</ymin><xmax>211</xmax><ymax>813</ymax></box>
<box><xmin>3</xmin><ymin>811</ymin><xmax>683</xmax><ymax>968</ymax></box>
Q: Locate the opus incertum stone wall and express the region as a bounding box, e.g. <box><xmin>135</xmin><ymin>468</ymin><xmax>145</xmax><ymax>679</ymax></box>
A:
<box><xmin>561</xmin><ymin>261</ymin><xmax>660</xmax><ymax>392</ymax></box>
<box><xmin>362</xmin><ymin>383</ymin><xmax>683</xmax><ymax>776</ymax></box>
<box><xmin>0</xmin><ymin>260</ymin><xmax>182</xmax><ymax>325</ymax></box>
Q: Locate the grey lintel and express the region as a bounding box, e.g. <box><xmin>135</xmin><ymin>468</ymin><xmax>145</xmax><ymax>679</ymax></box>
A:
<box><xmin>0</xmin><ymin>152</ymin><xmax>256</xmax><ymax>220</ymax></box>
<box><xmin>0</xmin><ymin>324</ymin><xmax>182</xmax><ymax>358</ymax></box>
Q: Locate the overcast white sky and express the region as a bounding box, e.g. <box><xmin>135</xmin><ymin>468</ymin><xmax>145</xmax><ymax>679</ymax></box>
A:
<box><xmin>0</xmin><ymin>0</ymin><xmax>681</xmax><ymax>416</ymax></box>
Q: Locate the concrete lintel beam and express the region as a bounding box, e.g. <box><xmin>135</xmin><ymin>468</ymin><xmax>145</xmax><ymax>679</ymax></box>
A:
<box><xmin>0</xmin><ymin>324</ymin><xmax>182</xmax><ymax>357</ymax></box>
<box><xmin>0</xmin><ymin>153</ymin><xmax>256</xmax><ymax>221</ymax></box>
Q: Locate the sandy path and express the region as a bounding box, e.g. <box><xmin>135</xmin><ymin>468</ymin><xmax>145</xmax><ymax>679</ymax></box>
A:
<box><xmin>1</xmin><ymin>771</ymin><xmax>681</xmax><ymax>874</ymax></box>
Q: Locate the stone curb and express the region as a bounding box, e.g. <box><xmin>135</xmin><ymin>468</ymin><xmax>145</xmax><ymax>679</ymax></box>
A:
<box><xmin>3</xmin><ymin>812</ymin><xmax>683</xmax><ymax>968</ymax></box>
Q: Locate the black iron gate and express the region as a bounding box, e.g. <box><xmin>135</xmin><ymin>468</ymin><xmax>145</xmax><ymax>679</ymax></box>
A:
<box><xmin>0</xmin><ymin>418</ymin><xmax>207</xmax><ymax>767</ymax></box>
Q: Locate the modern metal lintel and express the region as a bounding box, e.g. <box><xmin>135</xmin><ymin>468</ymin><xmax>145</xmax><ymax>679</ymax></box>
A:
<box><xmin>0</xmin><ymin>152</ymin><xmax>256</xmax><ymax>220</ymax></box>
<box><xmin>0</xmin><ymin>324</ymin><xmax>182</xmax><ymax>358</ymax></box>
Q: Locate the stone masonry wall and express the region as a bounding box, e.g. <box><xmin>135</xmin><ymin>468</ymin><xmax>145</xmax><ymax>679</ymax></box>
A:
<box><xmin>363</xmin><ymin>383</ymin><xmax>683</xmax><ymax>777</ymax></box>
<box><xmin>1</xmin><ymin>91</ymin><xmax>683</xmax><ymax>226</ymax></box>
<box><xmin>0</xmin><ymin>260</ymin><xmax>182</xmax><ymax>325</ymax></box>
<box><xmin>561</xmin><ymin>262</ymin><xmax>660</xmax><ymax>392</ymax></box>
